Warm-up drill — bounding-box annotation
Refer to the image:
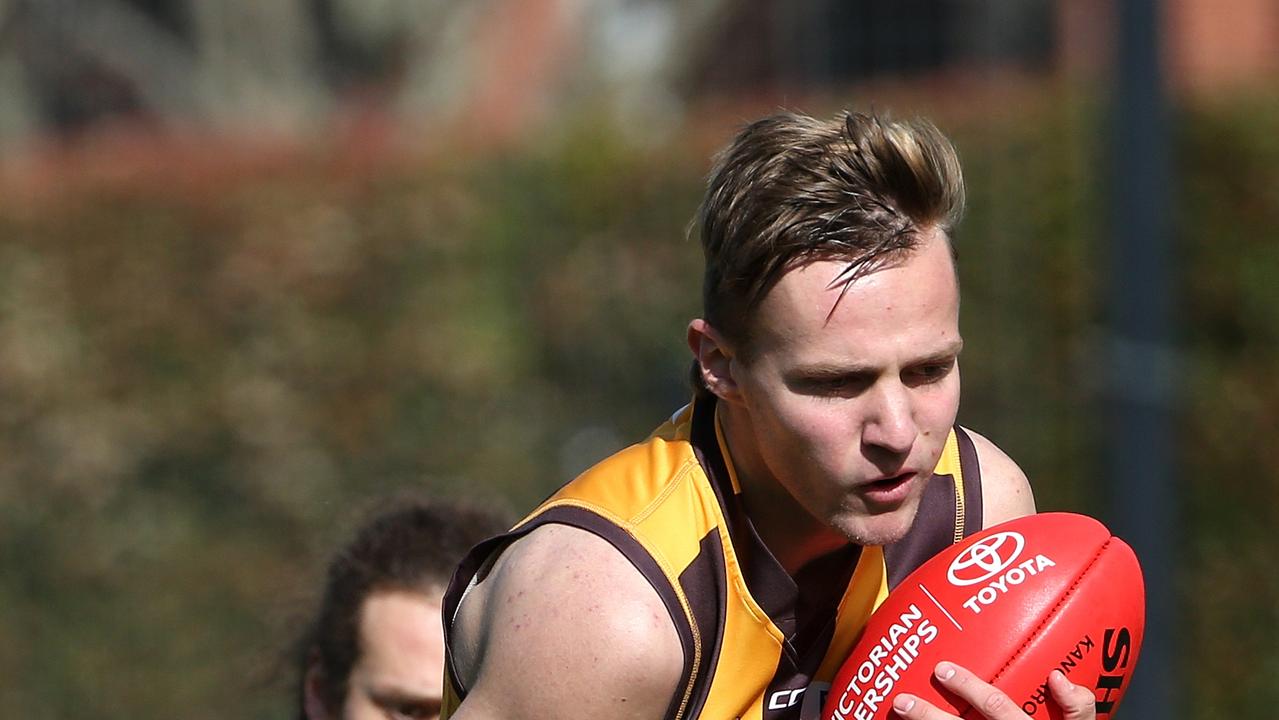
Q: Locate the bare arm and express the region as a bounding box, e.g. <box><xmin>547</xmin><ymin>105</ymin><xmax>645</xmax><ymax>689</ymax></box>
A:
<box><xmin>449</xmin><ymin>524</ymin><xmax>684</xmax><ymax>720</ymax></box>
<box><xmin>961</xmin><ymin>427</ymin><xmax>1036</xmax><ymax>527</ymax></box>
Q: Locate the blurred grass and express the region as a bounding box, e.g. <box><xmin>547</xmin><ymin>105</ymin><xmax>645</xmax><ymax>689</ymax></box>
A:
<box><xmin>0</xmin><ymin>92</ymin><xmax>1276</xmax><ymax>718</ymax></box>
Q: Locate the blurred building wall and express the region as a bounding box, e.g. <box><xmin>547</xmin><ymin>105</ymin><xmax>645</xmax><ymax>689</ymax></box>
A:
<box><xmin>1058</xmin><ymin>0</ymin><xmax>1279</xmax><ymax>95</ymax></box>
<box><xmin>1</xmin><ymin>0</ymin><xmax>1275</xmax><ymax>156</ymax></box>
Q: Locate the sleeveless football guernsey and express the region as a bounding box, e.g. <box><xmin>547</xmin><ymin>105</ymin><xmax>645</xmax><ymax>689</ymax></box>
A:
<box><xmin>441</xmin><ymin>396</ymin><xmax>984</xmax><ymax>720</ymax></box>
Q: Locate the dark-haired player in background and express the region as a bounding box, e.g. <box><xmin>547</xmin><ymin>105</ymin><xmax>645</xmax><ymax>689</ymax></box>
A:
<box><xmin>298</xmin><ymin>496</ymin><xmax>510</xmax><ymax>720</ymax></box>
<box><xmin>441</xmin><ymin>111</ymin><xmax>1098</xmax><ymax>720</ymax></box>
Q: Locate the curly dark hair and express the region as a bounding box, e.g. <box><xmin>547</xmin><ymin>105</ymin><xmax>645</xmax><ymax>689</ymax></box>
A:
<box><xmin>297</xmin><ymin>495</ymin><xmax>511</xmax><ymax>718</ymax></box>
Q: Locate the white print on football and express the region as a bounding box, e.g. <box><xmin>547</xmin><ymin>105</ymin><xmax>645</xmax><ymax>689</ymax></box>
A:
<box><xmin>822</xmin><ymin>512</ymin><xmax>1145</xmax><ymax>720</ymax></box>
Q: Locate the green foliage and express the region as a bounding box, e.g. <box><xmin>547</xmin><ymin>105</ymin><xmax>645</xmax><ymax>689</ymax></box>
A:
<box><xmin>0</xmin><ymin>126</ymin><xmax>705</xmax><ymax>719</ymax></box>
<box><xmin>950</xmin><ymin>98</ymin><xmax>1105</xmax><ymax>515</ymax></box>
<box><xmin>0</xmin><ymin>94</ymin><xmax>1276</xmax><ymax>718</ymax></box>
<box><xmin>1177</xmin><ymin>94</ymin><xmax>1279</xmax><ymax>719</ymax></box>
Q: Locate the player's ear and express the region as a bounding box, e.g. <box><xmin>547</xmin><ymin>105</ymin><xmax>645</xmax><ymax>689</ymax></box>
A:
<box><xmin>687</xmin><ymin>319</ymin><xmax>742</xmax><ymax>403</ymax></box>
<box><xmin>303</xmin><ymin>653</ymin><xmax>332</xmax><ymax>720</ymax></box>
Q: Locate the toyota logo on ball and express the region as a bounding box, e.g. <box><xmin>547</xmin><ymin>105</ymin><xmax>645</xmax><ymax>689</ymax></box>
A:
<box><xmin>947</xmin><ymin>531</ymin><xmax>1026</xmax><ymax>586</ymax></box>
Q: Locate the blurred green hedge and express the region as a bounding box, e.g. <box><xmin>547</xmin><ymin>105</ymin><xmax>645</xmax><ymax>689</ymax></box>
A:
<box><xmin>0</xmin><ymin>94</ymin><xmax>1275</xmax><ymax>719</ymax></box>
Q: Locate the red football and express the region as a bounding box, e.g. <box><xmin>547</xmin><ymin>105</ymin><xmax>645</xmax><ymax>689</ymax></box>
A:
<box><xmin>822</xmin><ymin>512</ymin><xmax>1145</xmax><ymax>720</ymax></box>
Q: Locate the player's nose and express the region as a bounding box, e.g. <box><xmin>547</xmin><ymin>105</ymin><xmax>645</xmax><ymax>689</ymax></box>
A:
<box><xmin>861</xmin><ymin>381</ymin><xmax>917</xmax><ymax>456</ymax></box>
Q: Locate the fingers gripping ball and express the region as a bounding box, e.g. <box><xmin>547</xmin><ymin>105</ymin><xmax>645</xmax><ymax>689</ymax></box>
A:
<box><xmin>822</xmin><ymin>513</ymin><xmax>1145</xmax><ymax>720</ymax></box>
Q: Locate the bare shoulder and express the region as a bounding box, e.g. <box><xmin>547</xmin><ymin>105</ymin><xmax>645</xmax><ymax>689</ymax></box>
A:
<box><xmin>450</xmin><ymin>523</ymin><xmax>684</xmax><ymax>720</ymax></box>
<box><xmin>960</xmin><ymin>426</ymin><xmax>1037</xmax><ymax>527</ymax></box>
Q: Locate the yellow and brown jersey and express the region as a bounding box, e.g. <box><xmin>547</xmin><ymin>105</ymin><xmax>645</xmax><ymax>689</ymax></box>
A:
<box><xmin>441</xmin><ymin>396</ymin><xmax>984</xmax><ymax>720</ymax></box>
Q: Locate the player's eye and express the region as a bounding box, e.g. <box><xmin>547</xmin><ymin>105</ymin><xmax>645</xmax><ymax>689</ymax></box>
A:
<box><xmin>905</xmin><ymin>360</ymin><xmax>954</xmax><ymax>385</ymax></box>
<box><xmin>795</xmin><ymin>373</ymin><xmax>873</xmax><ymax>398</ymax></box>
<box><xmin>387</xmin><ymin>701</ymin><xmax>439</xmax><ymax>720</ymax></box>
<box><xmin>374</xmin><ymin>694</ymin><xmax>442</xmax><ymax>720</ymax></box>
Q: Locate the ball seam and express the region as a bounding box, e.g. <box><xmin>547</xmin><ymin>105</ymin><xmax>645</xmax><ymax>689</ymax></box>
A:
<box><xmin>957</xmin><ymin>537</ymin><xmax>1114</xmax><ymax>719</ymax></box>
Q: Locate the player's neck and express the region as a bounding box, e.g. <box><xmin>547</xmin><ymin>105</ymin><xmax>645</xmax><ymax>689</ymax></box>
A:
<box><xmin>741</xmin><ymin>483</ymin><xmax>849</xmax><ymax>578</ymax></box>
<box><xmin>718</xmin><ymin>405</ymin><xmax>849</xmax><ymax>577</ymax></box>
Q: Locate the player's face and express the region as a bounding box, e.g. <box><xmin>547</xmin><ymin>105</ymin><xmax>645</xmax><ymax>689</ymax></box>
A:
<box><xmin>729</xmin><ymin>228</ymin><xmax>962</xmax><ymax>547</ymax></box>
<box><xmin>342</xmin><ymin>590</ymin><xmax>445</xmax><ymax>720</ymax></box>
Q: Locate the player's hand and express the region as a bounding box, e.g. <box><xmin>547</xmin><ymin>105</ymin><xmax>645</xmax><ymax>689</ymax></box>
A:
<box><xmin>891</xmin><ymin>662</ymin><xmax>1096</xmax><ymax>720</ymax></box>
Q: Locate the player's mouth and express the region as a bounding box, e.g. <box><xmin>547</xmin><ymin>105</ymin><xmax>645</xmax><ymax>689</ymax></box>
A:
<box><xmin>860</xmin><ymin>472</ymin><xmax>916</xmax><ymax>505</ymax></box>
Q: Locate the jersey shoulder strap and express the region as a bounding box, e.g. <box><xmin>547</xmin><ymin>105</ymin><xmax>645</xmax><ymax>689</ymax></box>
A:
<box><xmin>882</xmin><ymin>426</ymin><xmax>985</xmax><ymax>589</ymax></box>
